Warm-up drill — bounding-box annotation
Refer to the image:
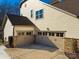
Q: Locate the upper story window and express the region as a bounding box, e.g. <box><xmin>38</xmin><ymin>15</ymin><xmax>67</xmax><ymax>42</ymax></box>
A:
<box><xmin>30</xmin><ymin>10</ymin><xmax>33</xmax><ymax>18</ymax></box>
<box><xmin>36</xmin><ymin>9</ymin><xmax>44</xmax><ymax>19</ymax></box>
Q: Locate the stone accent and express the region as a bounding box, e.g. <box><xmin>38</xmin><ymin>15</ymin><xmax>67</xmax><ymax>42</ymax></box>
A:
<box><xmin>76</xmin><ymin>40</ymin><xmax>79</xmax><ymax>52</ymax></box>
<box><xmin>64</xmin><ymin>38</ymin><xmax>79</xmax><ymax>53</ymax></box>
<box><xmin>64</xmin><ymin>38</ymin><xmax>75</xmax><ymax>53</ymax></box>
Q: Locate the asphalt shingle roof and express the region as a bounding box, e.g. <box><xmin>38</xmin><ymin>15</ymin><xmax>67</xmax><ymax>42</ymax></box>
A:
<box><xmin>53</xmin><ymin>0</ymin><xmax>79</xmax><ymax>16</ymax></box>
<box><xmin>7</xmin><ymin>14</ymin><xmax>34</xmax><ymax>25</ymax></box>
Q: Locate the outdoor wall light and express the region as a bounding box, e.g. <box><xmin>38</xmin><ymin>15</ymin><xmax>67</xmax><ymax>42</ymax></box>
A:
<box><xmin>47</xmin><ymin>28</ymin><xmax>50</xmax><ymax>31</ymax></box>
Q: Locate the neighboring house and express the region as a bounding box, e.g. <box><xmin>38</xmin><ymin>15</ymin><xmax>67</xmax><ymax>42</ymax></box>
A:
<box><xmin>20</xmin><ymin>0</ymin><xmax>79</xmax><ymax>52</ymax></box>
<box><xmin>3</xmin><ymin>14</ymin><xmax>36</xmax><ymax>47</ymax></box>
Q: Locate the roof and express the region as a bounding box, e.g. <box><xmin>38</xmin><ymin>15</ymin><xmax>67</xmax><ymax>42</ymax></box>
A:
<box><xmin>7</xmin><ymin>14</ymin><xmax>34</xmax><ymax>25</ymax></box>
<box><xmin>52</xmin><ymin>0</ymin><xmax>79</xmax><ymax>16</ymax></box>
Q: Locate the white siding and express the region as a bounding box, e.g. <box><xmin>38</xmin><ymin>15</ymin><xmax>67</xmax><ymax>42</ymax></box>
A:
<box><xmin>21</xmin><ymin>0</ymin><xmax>79</xmax><ymax>39</ymax></box>
<box><xmin>4</xmin><ymin>18</ymin><xmax>13</xmax><ymax>41</ymax></box>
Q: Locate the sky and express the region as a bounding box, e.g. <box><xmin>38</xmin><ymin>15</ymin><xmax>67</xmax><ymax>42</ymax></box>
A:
<box><xmin>0</xmin><ymin>0</ymin><xmax>21</xmax><ymax>20</ymax></box>
<box><xmin>40</xmin><ymin>0</ymin><xmax>54</xmax><ymax>4</ymax></box>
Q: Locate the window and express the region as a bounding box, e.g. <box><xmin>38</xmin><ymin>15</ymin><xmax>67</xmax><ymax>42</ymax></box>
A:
<box><xmin>22</xmin><ymin>32</ymin><xmax>25</xmax><ymax>35</ymax></box>
<box><xmin>26</xmin><ymin>32</ymin><xmax>32</xmax><ymax>35</ymax></box>
<box><xmin>49</xmin><ymin>32</ymin><xmax>54</xmax><ymax>36</ymax></box>
<box><xmin>17</xmin><ymin>32</ymin><xmax>21</xmax><ymax>35</ymax></box>
<box><xmin>60</xmin><ymin>33</ymin><xmax>64</xmax><ymax>37</ymax></box>
<box><xmin>37</xmin><ymin>31</ymin><xmax>64</xmax><ymax>37</ymax></box>
<box><xmin>43</xmin><ymin>32</ymin><xmax>47</xmax><ymax>36</ymax></box>
<box><xmin>31</xmin><ymin>10</ymin><xmax>33</xmax><ymax>18</ymax></box>
<box><xmin>17</xmin><ymin>32</ymin><xmax>25</xmax><ymax>36</ymax></box>
<box><xmin>56</xmin><ymin>33</ymin><xmax>64</xmax><ymax>37</ymax></box>
<box><xmin>38</xmin><ymin>32</ymin><xmax>42</xmax><ymax>35</ymax></box>
<box><xmin>36</xmin><ymin>9</ymin><xmax>44</xmax><ymax>19</ymax></box>
<box><xmin>56</xmin><ymin>33</ymin><xmax>60</xmax><ymax>37</ymax></box>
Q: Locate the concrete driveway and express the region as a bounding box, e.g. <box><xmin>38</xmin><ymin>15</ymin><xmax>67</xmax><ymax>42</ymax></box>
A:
<box><xmin>5</xmin><ymin>44</ymin><xmax>69</xmax><ymax>59</ymax></box>
<box><xmin>0</xmin><ymin>45</ymin><xmax>11</xmax><ymax>59</ymax></box>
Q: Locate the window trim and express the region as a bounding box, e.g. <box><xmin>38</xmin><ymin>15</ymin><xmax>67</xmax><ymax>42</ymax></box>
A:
<box><xmin>36</xmin><ymin>9</ymin><xmax>44</xmax><ymax>19</ymax></box>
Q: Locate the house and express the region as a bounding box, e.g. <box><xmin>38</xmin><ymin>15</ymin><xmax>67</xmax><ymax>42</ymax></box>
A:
<box><xmin>3</xmin><ymin>14</ymin><xmax>36</xmax><ymax>47</ymax></box>
<box><xmin>20</xmin><ymin>0</ymin><xmax>79</xmax><ymax>52</ymax></box>
<box><xmin>3</xmin><ymin>14</ymin><xmax>63</xmax><ymax>49</ymax></box>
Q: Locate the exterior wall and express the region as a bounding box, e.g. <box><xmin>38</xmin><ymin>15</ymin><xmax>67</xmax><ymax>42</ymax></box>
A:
<box><xmin>4</xmin><ymin>18</ymin><xmax>13</xmax><ymax>41</ymax></box>
<box><xmin>21</xmin><ymin>0</ymin><xmax>79</xmax><ymax>39</ymax></box>
<box><xmin>36</xmin><ymin>36</ymin><xmax>64</xmax><ymax>51</ymax></box>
